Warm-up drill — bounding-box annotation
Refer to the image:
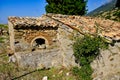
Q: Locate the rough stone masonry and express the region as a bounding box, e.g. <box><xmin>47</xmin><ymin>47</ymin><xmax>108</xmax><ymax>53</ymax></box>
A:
<box><xmin>8</xmin><ymin>13</ymin><xmax>120</xmax><ymax>79</ymax></box>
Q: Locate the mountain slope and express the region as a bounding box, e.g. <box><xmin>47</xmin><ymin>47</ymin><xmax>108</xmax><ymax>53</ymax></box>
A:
<box><xmin>86</xmin><ymin>0</ymin><xmax>117</xmax><ymax>16</ymax></box>
<box><xmin>96</xmin><ymin>8</ymin><xmax>120</xmax><ymax>22</ymax></box>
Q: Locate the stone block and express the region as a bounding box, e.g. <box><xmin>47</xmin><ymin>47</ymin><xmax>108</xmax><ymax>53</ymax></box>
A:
<box><xmin>115</xmin><ymin>42</ymin><xmax>120</xmax><ymax>48</ymax></box>
<box><xmin>110</xmin><ymin>47</ymin><xmax>119</xmax><ymax>54</ymax></box>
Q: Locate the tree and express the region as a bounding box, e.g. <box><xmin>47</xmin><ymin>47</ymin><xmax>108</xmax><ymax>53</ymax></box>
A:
<box><xmin>116</xmin><ymin>0</ymin><xmax>120</xmax><ymax>8</ymax></box>
<box><xmin>45</xmin><ymin>0</ymin><xmax>87</xmax><ymax>15</ymax></box>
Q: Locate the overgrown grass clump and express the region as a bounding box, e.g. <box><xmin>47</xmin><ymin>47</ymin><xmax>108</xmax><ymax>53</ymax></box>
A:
<box><xmin>0</xmin><ymin>24</ymin><xmax>8</xmax><ymax>28</ymax></box>
<box><xmin>72</xmin><ymin>35</ymin><xmax>109</xmax><ymax>80</ymax></box>
<box><xmin>0</xmin><ymin>24</ymin><xmax>8</xmax><ymax>43</ymax></box>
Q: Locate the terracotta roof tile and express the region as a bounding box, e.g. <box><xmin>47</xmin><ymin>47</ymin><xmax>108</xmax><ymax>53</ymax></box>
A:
<box><xmin>8</xmin><ymin>13</ymin><xmax>120</xmax><ymax>40</ymax></box>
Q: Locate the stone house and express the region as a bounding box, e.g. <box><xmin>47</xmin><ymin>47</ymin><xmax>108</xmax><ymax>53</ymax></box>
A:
<box><xmin>8</xmin><ymin>14</ymin><xmax>120</xmax><ymax>70</ymax></box>
<box><xmin>8</xmin><ymin>15</ymin><xmax>58</xmax><ymax>52</ymax></box>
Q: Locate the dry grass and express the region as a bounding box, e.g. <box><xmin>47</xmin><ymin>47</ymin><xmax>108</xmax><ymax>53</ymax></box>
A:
<box><xmin>0</xmin><ymin>55</ymin><xmax>77</xmax><ymax>80</ymax></box>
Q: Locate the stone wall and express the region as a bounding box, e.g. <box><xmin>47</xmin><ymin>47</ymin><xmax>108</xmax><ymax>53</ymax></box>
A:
<box><xmin>8</xmin><ymin>14</ymin><xmax>120</xmax><ymax>79</ymax></box>
<box><xmin>91</xmin><ymin>42</ymin><xmax>120</xmax><ymax>80</ymax></box>
<box><xmin>14</xmin><ymin>28</ymin><xmax>57</xmax><ymax>52</ymax></box>
<box><xmin>13</xmin><ymin>25</ymin><xmax>78</xmax><ymax>69</ymax></box>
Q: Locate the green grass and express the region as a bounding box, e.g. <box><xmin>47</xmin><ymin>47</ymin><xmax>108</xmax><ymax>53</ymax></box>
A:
<box><xmin>72</xmin><ymin>65</ymin><xmax>93</xmax><ymax>80</ymax></box>
<box><xmin>0</xmin><ymin>24</ymin><xmax>8</xmax><ymax>43</ymax></box>
<box><xmin>0</xmin><ymin>24</ymin><xmax>8</xmax><ymax>28</ymax></box>
<box><xmin>0</xmin><ymin>37</ymin><xmax>5</xmax><ymax>43</ymax></box>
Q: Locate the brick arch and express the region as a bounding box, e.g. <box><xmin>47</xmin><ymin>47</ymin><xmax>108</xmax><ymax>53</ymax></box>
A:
<box><xmin>30</xmin><ymin>36</ymin><xmax>49</xmax><ymax>47</ymax></box>
<box><xmin>24</xmin><ymin>32</ymin><xmax>52</xmax><ymax>47</ymax></box>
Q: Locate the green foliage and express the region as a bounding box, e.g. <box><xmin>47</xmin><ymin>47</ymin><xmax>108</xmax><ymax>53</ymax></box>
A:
<box><xmin>116</xmin><ymin>0</ymin><xmax>120</xmax><ymax>8</ymax></box>
<box><xmin>96</xmin><ymin>8</ymin><xmax>120</xmax><ymax>22</ymax></box>
<box><xmin>0</xmin><ymin>37</ymin><xmax>4</xmax><ymax>43</ymax></box>
<box><xmin>72</xmin><ymin>35</ymin><xmax>109</xmax><ymax>80</ymax></box>
<box><xmin>45</xmin><ymin>0</ymin><xmax>87</xmax><ymax>15</ymax></box>
<box><xmin>113</xmin><ymin>10</ymin><xmax>120</xmax><ymax>17</ymax></box>
<box><xmin>0</xmin><ymin>24</ymin><xmax>8</xmax><ymax>28</ymax></box>
<box><xmin>73</xmin><ymin>35</ymin><xmax>108</xmax><ymax>65</ymax></box>
<box><xmin>105</xmin><ymin>15</ymin><xmax>111</xmax><ymax>19</ymax></box>
<box><xmin>72</xmin><ymin>65</ymin><xmax>93</xmax><ymax>80</ymax></box>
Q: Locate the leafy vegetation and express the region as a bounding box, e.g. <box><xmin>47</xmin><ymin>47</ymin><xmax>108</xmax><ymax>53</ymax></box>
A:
<box><xmin>116</xmin><ymin>0</ymin><xmax>120</xmax><ymax>8</ymax></box>
<box><xmin>45</xmin><ymin>0</ymin><xmax>87</xmax><ymax>15</ymax></box>
<box><xmin>0</xmin><ymin>24</ymin><xmax>8</xmax><ymax>28</ymax></box>
<box><xmin>0</xmin><ymin>37</ymin><xmax>5</xmax><ymax>43</ymax></box>
<box><xmin>99</xmin><ymin>8</ymin><xmax>120</xmax><ymax>22</ymax></box>
<box><xmin>113</xmin><ymin>10</ymin><xmax>120</xmax><ymax>17</ymax></box>
<box><xmin>72</xmin><ymin>65</ymin><xmax>93</xmax><ymax>80</ymax></box>
<box><xmin>73</xmin><ymin>35</ymin><xmax>108</xmax><ymax>64</ymax></box>
<box><xmin>72</xmin><ymin>35</ymin><xmax>109</xmax><ymax>80</ymax></box>
<box><xmin>0</xmin><ymin>24</ymin><xmax>8</xmax><ymax>43</ymax></box>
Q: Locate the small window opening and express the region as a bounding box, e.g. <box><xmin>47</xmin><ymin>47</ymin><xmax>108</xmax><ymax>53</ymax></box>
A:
<box><xmin>35</xmin><ymin>38</ymin><xmax>45</xmax><ymax>45</ymax></box>
<box><xmin>32</xmin><ymin>38</ymin><xmax>46</xmax><ymax>50</ymax></box>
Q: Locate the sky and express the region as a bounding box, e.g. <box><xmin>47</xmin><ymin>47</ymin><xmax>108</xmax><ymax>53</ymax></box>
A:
<box><xmin>0</xmin><ymin>0</ymin><xmax>111</xmax><ymax>24</ymax></box>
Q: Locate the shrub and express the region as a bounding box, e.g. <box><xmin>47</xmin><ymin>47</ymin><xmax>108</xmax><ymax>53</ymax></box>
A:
<box><xmin>72</xmin><ymin>65</ymin><xmax>93</xmax><ymax>80</ymax></box>
<box><xmin>113</xmin><ymin>11</ymin><xmax>120</xmax><ymax>17</ymax></box>
<box><xmin>73</xmin><ymin>35</ymin><xmax>108</xmax><ymax>65</ymax></box>
<box><xmin>0</xmin><ymin>37</ymin><xmax>5</xmax><ymax>43</ymax></box>
<box><xmin>72</xmin><ymin>35</ymin><xmax>108</xmax><ymax>80</ymax></box>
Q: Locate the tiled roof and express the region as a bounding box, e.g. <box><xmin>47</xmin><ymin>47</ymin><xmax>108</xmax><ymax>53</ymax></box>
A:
<box><xmin>45</xmin><ymin>14</ymin><xmax>120</xmax><ymax>40</ymax></box>
<box><xmin>8</xmin><ymin>13</ymin><xmax>120</xmax><ymax>40</ymax></box>
<box><xmin>8</xmin><ymin>16</ymin><xmax>58</xmax><ymax>28</ymax></box>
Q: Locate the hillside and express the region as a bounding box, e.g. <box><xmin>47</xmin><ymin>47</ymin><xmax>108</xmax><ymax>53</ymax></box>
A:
<box><xmin>87</xmin><ymin>0</ymin><xmax>117</xmax><ymax>16</ymax></box>
<box><xmin>96</xmin><ymin>8</ymin><xmax>120</xmax><ymax>22</ymax></box>
<box><xmin>86</xmin><ymin>0</ymin><xmax>120</xmax><ymax>22</ymax></box>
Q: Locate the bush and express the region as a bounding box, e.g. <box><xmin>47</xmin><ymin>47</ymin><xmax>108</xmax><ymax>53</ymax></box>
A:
<box><xmin>73</xmin><ymin>35</ymin><xmax>108</xmax><ymax>65</ymax></box>
<box><xmin>0</xmin><ymin>37</ymin><xmax>5</xmax><ymax>43</ymax></box>
<box><xmin>72</xmin><ymin>65</ymin><xmax>93</xmax><ymax>80</ymax></box>
<box><xmin>113</xmin><ymin>11</ymin><xmax>120</xmax><ymax>17</ymax></box>
<box><xmin>72</xmin><ymin>35</ymin><xmax>108</xmax><ymax>80</ymax></box>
